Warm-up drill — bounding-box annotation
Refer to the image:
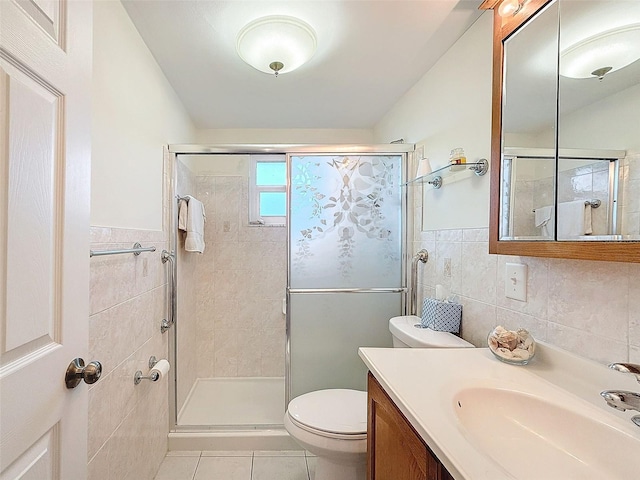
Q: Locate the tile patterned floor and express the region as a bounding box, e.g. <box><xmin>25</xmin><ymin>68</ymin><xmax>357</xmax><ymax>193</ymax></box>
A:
<box><xmin>154</xmin><ymin>451</ymin><xmax>316</xmax><ymax>480</ymax></box>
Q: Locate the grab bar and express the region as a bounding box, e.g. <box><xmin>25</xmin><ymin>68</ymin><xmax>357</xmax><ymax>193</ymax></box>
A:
<box><xmin>90</xmin><ymin>242</ymin><xmax>156</xmax><ymax>258</ymax></box>
<box><xmin>161</xmin><ymin>250</ymin><xmax>176</xmax><ymax>333</ymax></box>
<box><xmin>410</xmin><ymin>249</ymin><xmax>429</xmax><ymax>315</ymax></box>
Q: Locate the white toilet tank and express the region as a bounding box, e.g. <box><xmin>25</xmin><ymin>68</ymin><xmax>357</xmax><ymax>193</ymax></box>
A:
<box><xmin>389</xmin><ymin>315</ymin><xmax>473</xmax><ymax>348</ymax></box>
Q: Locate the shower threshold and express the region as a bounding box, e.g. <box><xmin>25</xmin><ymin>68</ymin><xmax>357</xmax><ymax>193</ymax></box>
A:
<box><xmin>168</xmin><ymin>428</ymin><xmax>298</xmax><ymax>452</ymax></box>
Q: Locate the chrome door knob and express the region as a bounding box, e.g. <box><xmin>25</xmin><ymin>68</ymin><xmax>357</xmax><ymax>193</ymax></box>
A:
<box><xmin>65</xmin><ymin>358</ymin><xmax>102</xmax><ymax>389</ymax></box>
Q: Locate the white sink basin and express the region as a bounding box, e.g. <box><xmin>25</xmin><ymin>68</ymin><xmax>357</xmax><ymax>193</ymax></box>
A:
<box><xmin>454</xmin><ymin>387</ymin><xmax>640</xmax><ymax>479</ymax></box>
<box><xmin>359</xmin><ymin>346</ymin><xmax>640</xmax><ymax>479</ymax></box>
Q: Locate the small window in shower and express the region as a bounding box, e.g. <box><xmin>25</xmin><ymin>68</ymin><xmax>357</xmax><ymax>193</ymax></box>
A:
<box><xmin>249</xmin><ymin>155</ymin><xmax>287</xmax><ymax>225</ymax></box>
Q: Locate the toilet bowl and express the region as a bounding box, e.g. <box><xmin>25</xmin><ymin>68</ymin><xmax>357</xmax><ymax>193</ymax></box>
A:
<box><xmin>284</xmin><ymin>315</ymin><xmax>474</xmax><ymax>480</ymax></box>
<box><xmin>284</xmin><ymin>389</ymin><xmax>367</xmax><ymax>480</ymax></box>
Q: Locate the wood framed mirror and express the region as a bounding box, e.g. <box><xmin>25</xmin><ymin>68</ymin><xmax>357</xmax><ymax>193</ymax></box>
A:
<box><xmin>481</xmin><ymin>0</ymin><xmax>640</xmax><ymax>262</ymax></box>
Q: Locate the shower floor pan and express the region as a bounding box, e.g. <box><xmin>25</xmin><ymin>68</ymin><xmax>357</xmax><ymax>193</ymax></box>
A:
<box><xmin>177</xmin><ymin>376</ymin><xmax>286</xmax><ymax>426</ymax></box>
<box><xmin>171</xmin><ymin>377</ymin><xmax>297</xmax><ymax>451</ymax></box>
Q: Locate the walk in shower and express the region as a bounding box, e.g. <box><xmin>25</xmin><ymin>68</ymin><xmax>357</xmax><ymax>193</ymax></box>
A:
<box><xmin>165</xmin><ymin>145</ymin><xmax>410</xmax><ymax>448</ymax></box>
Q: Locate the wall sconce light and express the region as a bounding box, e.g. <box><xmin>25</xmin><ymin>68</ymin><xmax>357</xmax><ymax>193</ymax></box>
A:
<box><xmin>415</xmin><ymin>158</ymin><xmax>433</xmax><ymax>179</ymax></box>
<box><xmin>560</xmin><ymin>24</ymin><xmax>640</xmax><ymax>80</ymax></box>
<box><xmin>498</xmin><ymin>0</ymin><xmax>526</xmax><ymax>17</ymax></box>
<box><xmin>236</xmin><ymin>15</ymin><xmax>317</xmax><ymax>77</ymax></box>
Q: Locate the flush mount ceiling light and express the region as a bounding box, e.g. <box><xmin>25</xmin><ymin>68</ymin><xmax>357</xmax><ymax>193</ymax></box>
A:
<box><xmin>498</xmin><ymin>0</ymin><xmax>526</xmax><ymax>17</ymax></box>
<box><xmin>560</xmin><ymin>24</ymin><xmax>640</xmax><ymax>80</ymax></box>
<box><xmin>236</xmin><ymin>15</ymin><xmax>317</xmax><ymax>77</ymax></box>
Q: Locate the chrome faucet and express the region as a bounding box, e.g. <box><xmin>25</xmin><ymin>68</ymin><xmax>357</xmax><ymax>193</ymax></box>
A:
<box><xmin>608</xmin><ymin>362</ymin><xmax>640</xmax><ymax>383</ymax></box>
<box><xmin>600</xmin><ymin>390</ymin><xmax>640</xmax><ymax>412</ymax></box>
<box><xmin>601</xmin><ymin>362</ymin><xmax>640</xmax><ymax>428</ymax></box>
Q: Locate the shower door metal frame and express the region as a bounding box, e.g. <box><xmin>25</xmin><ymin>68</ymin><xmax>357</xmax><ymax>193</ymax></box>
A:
<box><xmin>165</xmin><ymin>143</ymin><xmax>412</xmax><ymax>432</ymax></box>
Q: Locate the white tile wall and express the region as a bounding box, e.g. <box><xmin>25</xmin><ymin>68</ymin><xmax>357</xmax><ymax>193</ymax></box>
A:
<box><xmin>88</xmin><ymin>227</ymin><xmax>169</xmax><ymax>480</ymax></box>
<box><xmin>413</xmin><ymin>228</ymin><xmax>639</xmax><ymax>364</ymax></box>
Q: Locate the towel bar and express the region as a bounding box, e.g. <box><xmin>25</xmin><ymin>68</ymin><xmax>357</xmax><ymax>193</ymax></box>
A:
<box><xmin>533</xmin><ymin>199</ymin><xmax>601</xmax><ymax>213</ymax></box>
<box><xmin>90</xmin><ymin>242</ymin><xmax>156</xmax><ymax>258</ymax></box>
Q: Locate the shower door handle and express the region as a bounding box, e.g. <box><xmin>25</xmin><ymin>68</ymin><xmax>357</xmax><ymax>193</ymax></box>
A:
<box><xmin>288</xmin><ymin>287</ymin><xmax>407</xmax><ymax>294</ymax></box>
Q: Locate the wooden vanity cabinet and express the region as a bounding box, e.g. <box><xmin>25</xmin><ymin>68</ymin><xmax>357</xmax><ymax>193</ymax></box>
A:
<box><xmin>367</xmin><ymin>373</ymin><xmax>454</xmax><ymax>480</ymax></box>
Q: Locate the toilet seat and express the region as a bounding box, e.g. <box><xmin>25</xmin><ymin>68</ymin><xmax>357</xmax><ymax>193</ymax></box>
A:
<box><xmin>287</xmin><ymin>389</ymin><xmax>367</xmax><ymax>439</ymax></box>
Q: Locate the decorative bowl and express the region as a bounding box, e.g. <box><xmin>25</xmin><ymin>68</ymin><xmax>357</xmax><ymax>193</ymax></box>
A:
<box><xmin>487</xmin><ymin>326</ymin><xmax>536</xmax><ymax>365</ymax></box>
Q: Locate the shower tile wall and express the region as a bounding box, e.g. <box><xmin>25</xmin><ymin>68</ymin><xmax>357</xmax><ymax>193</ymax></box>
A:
<box><xmin>512</xmin><ymin>175</ymin><xmax>554</xmax><ymax>237</ymax></box>
<box><xmin>193</xmin><ymin>175</ymin><xmax>286</xmax><ymax>379</ymax></box>
<box><xmin>87</xmin><ymin>227</ymin><xmax>168</xmax><ymax>480</ymax></box>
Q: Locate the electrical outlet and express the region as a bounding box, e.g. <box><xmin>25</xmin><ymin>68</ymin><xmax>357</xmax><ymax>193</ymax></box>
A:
<box><xmin>443</xmin><ymin>258</ymin><xmax>452</xmax><ymax>278</ymax></box>
<box><xmin>505</xmin><ymin>263</ymin><xmax>527</xmax><ymax>301</ymax></box>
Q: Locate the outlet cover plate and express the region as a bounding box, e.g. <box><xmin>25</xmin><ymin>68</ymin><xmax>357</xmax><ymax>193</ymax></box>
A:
<box><xmin>505</xmin><ymin>263</ymin><xmax>527</xmax><ymax>302</ymax></box>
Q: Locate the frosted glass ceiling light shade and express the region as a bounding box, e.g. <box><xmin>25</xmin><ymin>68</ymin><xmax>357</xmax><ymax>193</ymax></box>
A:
<box><xmin>236</xmin><ymin>16</ymin><xmax>317</xmax><ymax>76</ymax></box>
<box><xmin>498</xmin><ymin>0</ymin><xmax>525</xmax><ymax>17</ymax></box>
<box><xmin>560</xmin><ymin>24</ymin><xmax>640</xmax><ymax>79</ymax></box>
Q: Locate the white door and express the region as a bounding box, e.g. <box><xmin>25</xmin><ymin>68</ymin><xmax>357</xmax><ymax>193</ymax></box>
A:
<box><xmin>0</xmin><ymin>1</ymin><xmax>92</xmax><ymax>479</ymax></box>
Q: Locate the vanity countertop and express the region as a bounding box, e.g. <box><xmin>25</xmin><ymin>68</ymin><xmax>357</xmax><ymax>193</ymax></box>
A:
<box><xmin>358</xmin><ymin>344</ymin><xmax>640</xmax><ymax>480</ymax></box>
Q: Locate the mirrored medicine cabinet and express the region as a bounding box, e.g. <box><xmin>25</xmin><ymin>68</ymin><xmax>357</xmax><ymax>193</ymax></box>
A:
<box><xmin>481</xmin><ymin>0</ymin><xmax>640</xmax><ymax>262</ymax></box>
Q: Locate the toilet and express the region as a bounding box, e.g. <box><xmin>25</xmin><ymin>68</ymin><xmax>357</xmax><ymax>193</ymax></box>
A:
<box><xmin>284</xmin><ymin>315</ymin><xmax>473</xmax><ymax>480</ymax></box>
<box><xmin>388</xmin><ymin>315</ymin><xmax>474</xmax><ymax>348</ymax></box>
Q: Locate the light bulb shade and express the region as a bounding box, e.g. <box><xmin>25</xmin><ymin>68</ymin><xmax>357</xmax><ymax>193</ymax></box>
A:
<box><xmin>498</xmin><ymin>0</ymin><xmax>523</xmax><ymax>17</ymax></box>
<box><xmin>560</xmin><ymin>24</ymin><xmax>640</xmax><ymax>79</ymax></box>
<box><xmin>415</xmin><ymin>158</ymin><xmax>432</xmax><ymax>178</ymax></box>
<box><xmin>237</xmin><ymin>15</ymin><xmax>317</xmax><ymax>75</ymax></box>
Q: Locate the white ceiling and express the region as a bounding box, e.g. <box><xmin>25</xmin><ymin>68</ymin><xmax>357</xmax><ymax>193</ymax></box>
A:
<box><xmin>121</xmin><ymin>0</ymin><xmax>483</xmax><ymax>130</ymax></box>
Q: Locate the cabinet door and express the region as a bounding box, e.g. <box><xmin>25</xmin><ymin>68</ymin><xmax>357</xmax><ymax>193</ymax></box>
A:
<box><xmin>368</xmin><ymin>373</ymin><xmax>448</xmax><ymax>480</ymax></box>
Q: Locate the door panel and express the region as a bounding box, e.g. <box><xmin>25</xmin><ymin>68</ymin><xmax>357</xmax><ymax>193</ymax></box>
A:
<box><xmin>289</xmin><ymin>155</ymin><xmax>403</xmax><ymax>289</ymax></box>
<box><xmin>12</xmin><ymin>0</ymin><xmax>64</xmax><ymax>44</ymax></box>
<box><xmin>289</xmin><ymin>292</ymin><xmax>400</xmax><ymax>399</ymax></box>
<box><xmin>288</xmin><ymin>154</ymin><xmax>405</xmax><ymax>399</ymax></box>
<box><xmin>0</xmin><ymin>424</ymin><xmax>60</xmax><ymax>480</ymax></box>
<box><xmin>3</xmin><ymin>61</ymin><xmax>61</xmax><ymax>358</ymax></box>
<box><xmin>0</xmin><ymin>0</ymin><xmax>92</xmax><ymax>478</ymax></box>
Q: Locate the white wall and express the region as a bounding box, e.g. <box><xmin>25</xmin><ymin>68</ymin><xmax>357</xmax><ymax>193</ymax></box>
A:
<box><xmin>196</xmin><ymin>128</ymin><xmax>374</xmax><ymax>145</ymax></box>
<box><xmin>556</xmin><ymin>83</ymin><xmax>640</xmax><ymax>154</ymax></box>
<box><xmin>374</xmin><ymin>13</ymin><xmax>493</xmax><ymax>230</ymax></box>
<box><xmin>91</xmin><ymin>0</ymin><xmax>195</xmax><ymax>231</ymax></box>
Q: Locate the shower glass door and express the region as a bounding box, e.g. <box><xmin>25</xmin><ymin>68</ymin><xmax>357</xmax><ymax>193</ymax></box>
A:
<box><xmin>288</xmin><ymin>154</ymin><xmax>405</xmax><ymax>400</ymax></box>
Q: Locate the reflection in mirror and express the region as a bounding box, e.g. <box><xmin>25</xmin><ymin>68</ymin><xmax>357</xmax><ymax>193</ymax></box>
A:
<box><xmin>500</xmin><ymin>0</ymin><xmax>559</xmax><ymax>241</ymax></box>
<box><xmin>556</xmin><ymin>153</ymin><xmax>624</xmax><ymax>240</ymax></box>
<box><xmin>501</xmin><ymin>150</ymin><xmax>555</xmax><ymax>240</ymax></box>
<box><xmin>558</xmin><ymin>0</ymin><xmax>640</xmax><ymax>240</ymax></box>
<box><xmin>501</xmin><ymin>1</ymin><xmax>559</xmax><ymax>152</ymax></box>
<box><xmin>502</xmin><ymin>149</ymin><xmax>625</xmax><ymax>240</ymax></box>
<box><xmin>499</xmin><ymin>0</ymin><xmax>640</xmax><ymax>242</ymax></box>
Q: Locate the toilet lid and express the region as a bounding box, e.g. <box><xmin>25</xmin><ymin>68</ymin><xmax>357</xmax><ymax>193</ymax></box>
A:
<box><xmin>287</xmin><ymin>389</ymin><xmax>367</xmax><ymax>435</ymax></box>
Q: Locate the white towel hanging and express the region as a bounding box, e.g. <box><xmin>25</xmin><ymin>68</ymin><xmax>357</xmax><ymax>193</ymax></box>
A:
<box><xmin>178</xmin><ymin>195</ymin><xmax>206</xmax><ymax>253</ymax></box>
<box><xmin>534</xmin><ymin>205</ymin><xmax>554</xmax><ymax>237</ymax></box>
<box><xmin>557</xmin><ymin>200</ymin><xmax>590</xmax><ymax>238</ymax></box>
